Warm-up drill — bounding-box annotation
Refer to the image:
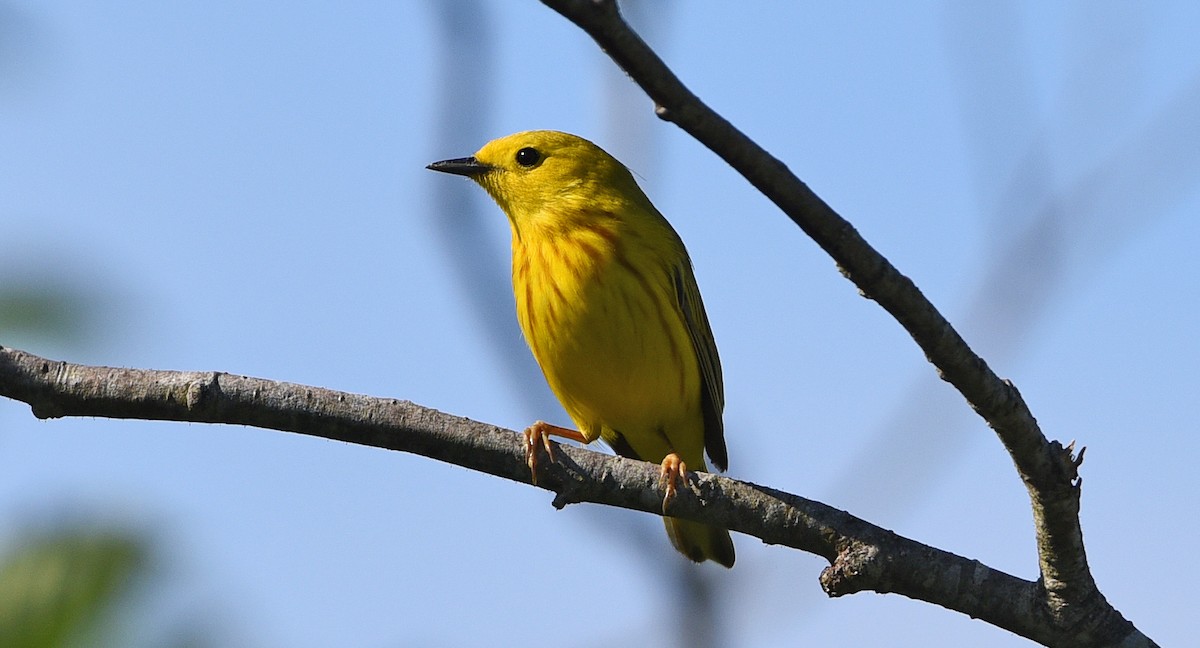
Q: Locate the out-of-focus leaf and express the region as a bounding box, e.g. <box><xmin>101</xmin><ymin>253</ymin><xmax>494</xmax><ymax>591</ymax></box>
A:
<box><xmin>0</xmin><ymin>529</ymin><xmax>146</xmax><ymax>648</ymax></box>
<box><xmin>0</xmin><ymin>285</ymin><xmax>93</xmax><ymax>346</ymax></box>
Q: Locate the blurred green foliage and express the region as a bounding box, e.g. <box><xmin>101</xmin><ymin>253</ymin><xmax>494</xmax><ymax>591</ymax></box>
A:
<box><xmin>0</xmin><ymin>284</ymin><xmax>94</xmax><ymax>348</ymax></box>
<box><xmin>0</xmin><ymin>529</ymin><xmax>146</xmax><ymax>648</ymax></box>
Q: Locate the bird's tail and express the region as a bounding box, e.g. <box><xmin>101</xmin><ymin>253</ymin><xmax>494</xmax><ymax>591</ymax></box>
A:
<box><xmin>664</xmin><ymin>517</ymin><xmax>735</xmax><ymax>568</ymax></box>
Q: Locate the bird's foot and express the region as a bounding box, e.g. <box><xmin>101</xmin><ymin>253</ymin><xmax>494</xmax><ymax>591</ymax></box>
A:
<box><xmin>659</xmin><ymin>453</ymin><xmax>688</xmax><ymax>513</ymax></box>
<box><xmin>523</xmin><ymin>421</ymin><xmax>587</xmax><ymax>484</ymax></box>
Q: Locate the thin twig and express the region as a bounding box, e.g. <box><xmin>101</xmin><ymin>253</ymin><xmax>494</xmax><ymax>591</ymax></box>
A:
<box><xmin>536</xmin><ymin>1</ymin><xmax>1155</xmax><ymax>646</ymax></box>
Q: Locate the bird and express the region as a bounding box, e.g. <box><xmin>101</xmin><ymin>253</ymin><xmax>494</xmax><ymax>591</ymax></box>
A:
<box><xmin>428</xmin><ymin>130</ymin><xmax>734</xmax><ymax>567</ymax></box>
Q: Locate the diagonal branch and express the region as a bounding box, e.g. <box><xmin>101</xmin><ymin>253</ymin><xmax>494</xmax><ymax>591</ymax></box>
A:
<box><xmin>0</xmin><ymin>344</ymin><xmax>1127</xmax><ymax>646</ymax></box>
<box><xmin>537</xmin><ymin>1</ymin><xmax>1155</xmax><ymax>646</ymax></box>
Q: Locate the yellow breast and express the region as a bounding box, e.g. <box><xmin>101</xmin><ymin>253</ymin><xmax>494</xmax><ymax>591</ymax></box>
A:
<box><xmin>511</xmin><ymin>211</ymin><xmax>700</xmax><ymax>445</ymax></box>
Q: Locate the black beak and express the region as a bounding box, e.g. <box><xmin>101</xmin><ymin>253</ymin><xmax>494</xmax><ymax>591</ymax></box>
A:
<box><xmin>426</xmin><ymin>156</ymin><xmax>490</xmax><ymax>177</ymax></box>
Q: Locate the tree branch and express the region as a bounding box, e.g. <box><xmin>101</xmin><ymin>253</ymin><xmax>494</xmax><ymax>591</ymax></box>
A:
<box><xmin>0</xmin><ymin>344</ymin><xmax>1122</xmax><ymax>645</ymax></box>
<box><xmin>0</xmin><ymin>4</ymin><xmax>1161</xmax><ymax>644</ymax></box>
<box><xmin>537</xmin><ymin>1</ymin><xmax>1155</xmax><ymax>646</ymax></box>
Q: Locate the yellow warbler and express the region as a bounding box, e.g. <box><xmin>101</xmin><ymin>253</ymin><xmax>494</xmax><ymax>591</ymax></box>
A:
<box><xmin>428</xmin><ymin>130</ymin><xmax>734</xmax><ymax>567</ymax></box>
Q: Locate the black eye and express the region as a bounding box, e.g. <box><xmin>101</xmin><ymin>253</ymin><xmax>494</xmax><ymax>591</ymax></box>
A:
<box><xmin>515</xmin><ymin>147</ymin><xmax>541</xmax><ymax>167</ymax></box>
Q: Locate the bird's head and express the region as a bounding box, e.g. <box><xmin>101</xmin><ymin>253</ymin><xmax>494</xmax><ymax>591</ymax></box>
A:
<box><xmin>428</xmin><ymin>130</ymin><xmax>645</xmax><ymax>231</ymax></box>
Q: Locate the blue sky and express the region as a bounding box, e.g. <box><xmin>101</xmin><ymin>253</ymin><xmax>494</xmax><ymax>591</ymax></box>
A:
<box><xmin>2</xmin><ymin>2</ymin><xmax>1198</xmax><ymax>646</ymax></box>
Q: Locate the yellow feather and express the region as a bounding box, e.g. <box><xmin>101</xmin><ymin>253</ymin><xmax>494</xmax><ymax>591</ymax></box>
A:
<box><xmin>429</xmin><ymin>130</ymin><xmax>733</xmax><ymax>567</ymax></box>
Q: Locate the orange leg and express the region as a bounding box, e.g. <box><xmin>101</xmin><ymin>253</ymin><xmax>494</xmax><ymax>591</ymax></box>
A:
<box><xmin>523</xmin><ymin>421</ymin><xmax>587</xmax><ymax>484</ymax></box>
<box><xmin>659</xmin><ymin>453</ymin><xmax>688</xmax><ymax>513</ymax></box>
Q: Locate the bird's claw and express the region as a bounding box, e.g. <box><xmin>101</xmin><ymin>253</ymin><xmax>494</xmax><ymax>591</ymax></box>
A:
<box><xmin>659</xmin><ymin>453</ymin><xmax>687</xmax><ymax>514</ymax></box>
<box><xmin>523</xmin><ymin>421</ymin><xmax>556</xmax><ymax>484</ymax></box>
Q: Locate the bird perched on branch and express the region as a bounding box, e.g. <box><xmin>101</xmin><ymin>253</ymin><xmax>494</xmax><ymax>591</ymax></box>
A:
<box><xmin>428</xmin><ymin>130</ymin><xmax>733</xmax><ymax>567</ymax></box>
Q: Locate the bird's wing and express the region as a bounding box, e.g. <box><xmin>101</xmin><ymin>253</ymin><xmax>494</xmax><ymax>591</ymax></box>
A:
<box><xmin>673</xmin><ymin>262</ymin><xmax>727</xmax><ymax>471</ymax></box>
